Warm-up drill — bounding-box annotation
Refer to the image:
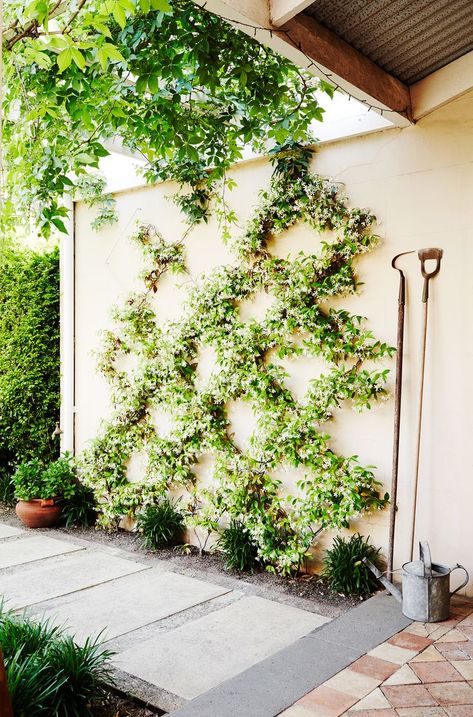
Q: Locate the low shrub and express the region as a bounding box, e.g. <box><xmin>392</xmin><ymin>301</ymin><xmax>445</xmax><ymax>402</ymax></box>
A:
<box><xmin>41</xmin><ymin>455</ymin><xmax>77</xmax><ymax>500</ymax></box>
<box><xmin>13</xmin><ymin>454</ymin><xmax>76</xmax><ymax>501</ymax></box>
<box><xmin>322</xmin><ymin>533</ymin><xmax>382</xmax><ymax>596</ymax></box>
<box><xmin>0</xmin><ymin>248</ymin><xmax>60</xmax><ymax>476</ymax></box>
<box><xmin>218</xmin><ymin>520</ymin><xmax>259</xmax><ymax>573</ymax></box>
<box><xmin>0</xmin><ymin>607</ymin><xmax>114</xmax><ymax>716</ymax></box>
<box><xmin>12</xmin><ymin>459</ymin><xmax>44</xmax><ymax>501</ymax></box>
<box><xmin>136</xmin><ymin>497</ymin><xmax>185</xmax><ymax>550</ymax></box>
<box><xmin>60</xmin><ymin>484</ymin><xmax>97</xmax><ymax>528</ymax></box>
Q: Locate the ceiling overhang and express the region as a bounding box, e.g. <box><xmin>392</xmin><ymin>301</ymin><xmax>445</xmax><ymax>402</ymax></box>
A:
<box><xmin>195</xmin><ymin>0</ymin><xmax>473</xmax><ymax>129</ymax></box>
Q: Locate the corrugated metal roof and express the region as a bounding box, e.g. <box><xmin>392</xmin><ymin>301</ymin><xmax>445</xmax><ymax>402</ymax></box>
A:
<box><xmin>304</xmin><ymin>0</ymin><xmax>473</xmax><ymax>85</ymax></box>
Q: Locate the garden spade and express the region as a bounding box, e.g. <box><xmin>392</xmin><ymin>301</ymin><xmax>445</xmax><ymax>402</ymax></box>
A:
<box><xmin>409</xmin><ymin>248</ymin><xmax>443</xmax><ymax>561</ymax></box>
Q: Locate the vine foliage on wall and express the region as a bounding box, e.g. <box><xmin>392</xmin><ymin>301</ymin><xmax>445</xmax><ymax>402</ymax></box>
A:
<box><xmin>81</xmin><ymin>147</ymin><xmax>393</xmax><ymax>574</ymax></box>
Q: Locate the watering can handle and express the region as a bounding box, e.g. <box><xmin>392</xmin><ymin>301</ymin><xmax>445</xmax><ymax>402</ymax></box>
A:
<box><xmin>450</xmin><ymin>564</ymin><xmax>469</xmax><ymax>596</ymax></box>
<box><xmin>419</xmin><ymin>541</ymin><xmax>432</xmax><ymax>578</ymax></box>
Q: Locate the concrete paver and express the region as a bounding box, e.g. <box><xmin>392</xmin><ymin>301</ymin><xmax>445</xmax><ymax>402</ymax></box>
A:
<box><xmin>113</xmin><ymin>595</ymin><xmax>328</xmax><ymax>699</ymax></box>
<box><xmin>0</xmin><ymin>524</ymin><xmax>24</xmax><ymax>538</ymax></box>
<box><xmin>31</xmin><ymin>569</ymin><xmax>231</xmax><ymax>643</ymax></box>
<box><xmin>0</xmin><ymin>534</ymin><xmax>83</xmax><ymax>568</ymax></box>
<box><xmin>0</xmin><ymin>550</ymin><xmax>148</xmax><ymax>609</ymax></box>
<box><xmin>168</xmin><ymin>594</ymin><xmax>410</xmax><ymax>717</ymax></box>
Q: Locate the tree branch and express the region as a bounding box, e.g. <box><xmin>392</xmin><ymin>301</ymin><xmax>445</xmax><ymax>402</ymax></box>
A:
<box><xmin>63</xmin><ymin>0</ymin><xmax>88</xmax><ymax>33</ymax></box>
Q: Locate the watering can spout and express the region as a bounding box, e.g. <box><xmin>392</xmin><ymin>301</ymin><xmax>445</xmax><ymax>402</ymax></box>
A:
<box><xmin>362</xmin><ymin>558</ymin><xmax>403</xmax><ymax>603</ymax></box>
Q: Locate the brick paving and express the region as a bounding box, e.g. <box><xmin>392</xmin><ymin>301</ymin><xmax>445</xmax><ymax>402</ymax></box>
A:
<box><xmin>279</xmin><ymin>599</ymin><xmax>473</xmax><ymax>717</ymax></box>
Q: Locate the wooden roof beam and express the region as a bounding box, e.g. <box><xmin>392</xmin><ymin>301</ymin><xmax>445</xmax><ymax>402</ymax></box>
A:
<box><xmin>275</xmin><ymin>13</ymin><xmax>413</xmax><ymax>125</ymax></box>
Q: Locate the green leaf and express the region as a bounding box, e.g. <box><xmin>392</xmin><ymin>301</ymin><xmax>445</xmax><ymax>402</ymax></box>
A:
<box><xmin>89</xmin><ymin>20</ymin><xmax>113</xmax><ymax>37</ymax></box>
<box><xmin>71</xmin><ymin>48</ymin><xmax>86</xmax><ymax>70</ymax></box>
<box><xmin>135</xmin><ymin>75</ymin><xmax>149</xmax><ymax>94</ymax></box>
<box><xmin>57</xmin><ymin>49</ymin><xmax>72</xmax><ymax>73</ymax></box>
<box><xmin>51</xmin><ymin>217</ymin><xmax>68</xmax><ymax>233</ymax></box>
<box><xmin>74</xmin><ymin>152</ymin><xmax>96</xmax><ymax>164</ymax></box>
<box><xmin>45</xmin><ymin>35</ymin><xmax>69</xmax><ymax>50</ymax></box>
<box><xmin>96</xmin><ymin>43</ymin><xmax>124</xmax><ymax>69</ymax></box>
<box><xmin>24</xmin><ymin>46</ymin><xmax>53</xmax><ymax>69</ymax></box>
<box><xmin>103</xmin><ymin>43</ymin><xmax>125</xmax><ymax>62</ymax></box>
<box><xmin>148</xmin><ymin>75</ymin><xmax>159</xmax><ymax>94</ymax></box>
<box><xmin>96</xmin><ymin>46</ymin><xmax>108</xmax><ymax>71</ymax></box>
<box><xmin>91</xmin><ymin>142</ymin><xmax>110</xmax><ymax>157</ymax></box>
<box><xmin>24</xmin><ymin>0</ymin><xmax>49</xmax><ymax>22</ymax></box>
<box><xmin>150</xmin><ymin>0</ymin><xmax>171</xmax><ymax>10</ymax></box>
<box><xmin>113</xmin><ymin>2</ymin><xmax>127</xmax><ymax>28</ymax></box>
<box><xmin>319</xmin><ymin>80</ymin><xmax>335</xmax><ymax>99</ymax></box>
<box><xmin>119</xmin><ymin>0</ymin><xmax>136</xmax><ymax>12</ymax></box>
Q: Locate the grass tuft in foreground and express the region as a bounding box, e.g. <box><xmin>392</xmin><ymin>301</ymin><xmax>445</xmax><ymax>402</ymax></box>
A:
<box><xmin>0</xmin><ymin>606</ymin><xmax>114</xmax><ymax>716</ymax></box>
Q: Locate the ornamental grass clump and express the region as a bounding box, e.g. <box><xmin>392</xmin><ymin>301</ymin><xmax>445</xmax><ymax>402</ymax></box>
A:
<box><xmin>322</xmin><ymin>533</ymin><xmax>382</xmax><ymax>596</ymax></box>
<box><xmin>136</xmin><ymin>497</ymin><xmax>185</xmax><ymax>550</ymax></box>
<box><xmin>0</xmin><ymin>606</ymin><xmax>114</xmax><ymax>716</ymax></box>
<box><xmin>60</xmin><ymin>484</ymin><xmax>98</xmax><ymax>528</ymax></box>
<box><xmin>218</xmin><ymin>520</ymin><xmax>260</xmax><ymax>573</ymax></box>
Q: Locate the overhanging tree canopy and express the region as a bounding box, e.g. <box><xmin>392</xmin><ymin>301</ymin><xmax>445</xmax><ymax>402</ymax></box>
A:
<box><xmin>2</xmin><ymin>0</ymin><xmax>331</xmax><ymax>237</ymax></box>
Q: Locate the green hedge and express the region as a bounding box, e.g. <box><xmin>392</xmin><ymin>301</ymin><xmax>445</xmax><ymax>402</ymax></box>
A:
<box><xmin>0</xmin><ymin>247</ymin><xmax>60</xmax><ymax>477</ymax></box>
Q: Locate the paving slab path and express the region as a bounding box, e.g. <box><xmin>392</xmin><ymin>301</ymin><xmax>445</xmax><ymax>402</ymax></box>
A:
<box><xmin>31</xmin><ymin>569</ymin><xmax>232</xmax><ymax>644</ymax></box>
<box><xmin>0</xmin><ymin>550</ymin><xmax>147</xmax><ymax>610</ymax></box>
<box><xmin>0</xmin><ymin>519</ymin><xmax>330</xmax><ymax>713</ymax></box>
<box><xmin>2</xmin><ymin>518</ymin><xmax>468</xmax><ymax>717</ymax></box>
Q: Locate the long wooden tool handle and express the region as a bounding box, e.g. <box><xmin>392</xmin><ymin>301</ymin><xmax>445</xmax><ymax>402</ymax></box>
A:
<box><xmin>388</xmin><ymin>250</ymin><xmax>414</xmax><ymax>580</ymax></box>
<box><xmin>410</xmin><ymin>293</ymin><xmax>429</xmax><ymax>561</ymax></box>
<box><xmin>410</xmin><ymin>247</ymin><xmax>443</xmax><ymax>561</ymax></box>
<box><xmin>387</xmin><ymin>276</ymin><xmax>406</xmax><ymax>580</ymax></box>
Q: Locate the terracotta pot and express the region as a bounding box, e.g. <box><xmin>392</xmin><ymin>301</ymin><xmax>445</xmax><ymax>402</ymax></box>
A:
<box><xmin>15</xmin><ymin>499</ymin><xmax>62</xmax><ymax>528</ymax></box>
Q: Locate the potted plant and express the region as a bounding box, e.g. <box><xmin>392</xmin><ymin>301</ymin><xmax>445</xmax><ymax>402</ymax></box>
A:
<box><xmin>13</xmin><ymin>455</ymin><xmax>76</xmax><ymax>528</ymax></box>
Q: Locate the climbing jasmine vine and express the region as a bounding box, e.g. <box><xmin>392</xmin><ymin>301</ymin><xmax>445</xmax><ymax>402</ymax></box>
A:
<box><xmin>80</xmin><ymin>147</ymin><xmax>393</xmax><ymax>574</ymax></box>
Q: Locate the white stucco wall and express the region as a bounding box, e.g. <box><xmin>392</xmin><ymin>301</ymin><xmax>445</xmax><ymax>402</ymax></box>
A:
<box><xmin>72</xmin><ymin>89</ymin><xmax>473</xmax><ymax>593</ymax></box>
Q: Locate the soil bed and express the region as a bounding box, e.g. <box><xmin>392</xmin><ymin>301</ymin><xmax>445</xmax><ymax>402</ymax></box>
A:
<box><xmin>60</xmin><ymin>519</ymin><xmax>362</xmax><ymax>612</ymax></box>
<box><xmin>97</xmin><ymin>692</ymin><xmax>158</xmax><ymax>716</ymax></box>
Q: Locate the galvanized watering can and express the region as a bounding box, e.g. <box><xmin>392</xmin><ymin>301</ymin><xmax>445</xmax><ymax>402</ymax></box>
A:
<box><xmin>365</xmin><ymin>541</ymin><xmax>469</xmax><ymax>622</ymax></box>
